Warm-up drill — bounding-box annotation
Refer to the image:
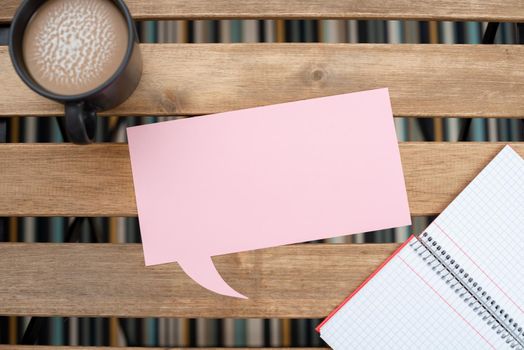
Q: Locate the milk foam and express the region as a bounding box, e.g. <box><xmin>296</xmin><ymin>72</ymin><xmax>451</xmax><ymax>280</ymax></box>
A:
<box><xmin>23</xmin><ymin>0</ymin><xmax>128</xmax><ymax>95</ymax></box>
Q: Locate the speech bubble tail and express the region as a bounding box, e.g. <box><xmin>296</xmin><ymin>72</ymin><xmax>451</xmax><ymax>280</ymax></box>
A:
<box><xmin>178</xmin><ymin>256</ymin><xmax>248</xmax><ymax>299</ymax></box>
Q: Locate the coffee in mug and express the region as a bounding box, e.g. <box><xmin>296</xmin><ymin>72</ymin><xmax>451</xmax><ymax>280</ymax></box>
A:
<box><xmin>10</xmin><ymin>0</ymin><xmax>142</xmax><ymax>144</ymax></box>
<box><xmin>23</xmin><ymin>0</ymin><xmax>128</xmax><ymax>96</ymax></box>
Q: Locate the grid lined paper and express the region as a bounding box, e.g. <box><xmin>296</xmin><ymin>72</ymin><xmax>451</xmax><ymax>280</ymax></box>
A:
<box><xmin>320</xmin><ymin>145</ymin><xmax>524</xmax><ymax>349</ymax></box>
<box><xmin>426</xmin><ymin>146</ymin><xmax>524</xmax><ymax>329</ymax></box>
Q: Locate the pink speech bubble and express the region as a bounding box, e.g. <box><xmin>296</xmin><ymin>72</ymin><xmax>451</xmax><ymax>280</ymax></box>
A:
<box><xmin>127</xmin><ymin>88</ymin><xmax>411</xmax><ymax>298</ymax></box>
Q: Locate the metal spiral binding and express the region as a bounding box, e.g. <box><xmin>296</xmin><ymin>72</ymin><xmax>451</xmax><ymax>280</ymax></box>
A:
<box><xmin>410</xmin><ymin>231</ymin><xmax>524</xmax><ymax>349</ymax></box>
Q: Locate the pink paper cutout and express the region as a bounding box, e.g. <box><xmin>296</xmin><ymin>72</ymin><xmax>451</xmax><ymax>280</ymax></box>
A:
<box><xmin>127</xmin><ymin>88</ymin><xmax>411</xmax><ymax>298</ymax></box>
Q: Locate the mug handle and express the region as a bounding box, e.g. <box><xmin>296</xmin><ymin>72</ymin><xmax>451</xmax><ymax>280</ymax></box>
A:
<box><xmin>65</xmin><ymin>102</ymin><xmax>96</xmax><ymax>144</ymax></box>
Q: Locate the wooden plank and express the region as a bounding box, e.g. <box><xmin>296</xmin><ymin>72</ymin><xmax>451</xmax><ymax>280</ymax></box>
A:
<box><xmin>2</xmin><ymin>0</ymin><xmax>524</xmax><ymax>22</ymax></box>
<box><xmin>2</xmin><ymin>44</ymin><xmax>524</xmax><ymax>118</ymax></box>
<box><xmin>0</xmin><ymin>143</ymin><xmax>522</xmax><ymax>217</ymax></box>
<box><xmin>0</xmin><ymin>243</ymin><xmax>398</xmax><ymax>317</ymax></box>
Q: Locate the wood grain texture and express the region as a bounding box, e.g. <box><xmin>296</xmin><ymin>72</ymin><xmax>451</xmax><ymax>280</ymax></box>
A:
<box><xmin>1</xmin><ymin>143</ymin><xmax>522</xmax><ymax>217</ymax></box>
<box><xmin>2</xmin><ymin>0</ymin><xmax>524</xmax><ymax>22</ymax></box>
<box><xmin>0</xmin><ymin>243</ymin><xmax>399</xmax><ymax>317</ymax></box>
<box><xmin>2</xmin><ymin>44</ymin><xmax>524</xmax><ymax>117</ymax></box>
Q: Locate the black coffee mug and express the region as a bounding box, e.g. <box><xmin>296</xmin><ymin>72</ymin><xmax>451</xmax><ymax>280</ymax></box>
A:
<box><xmin>9</xmin><ymin>0</ymin><xmax>142</xmax><ymax>144</ymax></box>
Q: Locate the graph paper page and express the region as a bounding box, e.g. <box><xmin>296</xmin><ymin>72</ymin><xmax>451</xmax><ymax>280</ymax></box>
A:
<box><xmin>320</xmin><ymin>236</ymin><xmax>506</xmax><ymax>349</ymax></box>
<box><xmin>425</xmin><ymin>145</ymin><xmax>524</xmax><ymax>329</ymax></box>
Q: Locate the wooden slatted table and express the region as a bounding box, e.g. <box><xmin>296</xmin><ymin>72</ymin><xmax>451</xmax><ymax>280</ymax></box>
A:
<box><xmin>1</xmin><ymin>0</ymin><xmax>523</xmax><ymax>349</ymax></box>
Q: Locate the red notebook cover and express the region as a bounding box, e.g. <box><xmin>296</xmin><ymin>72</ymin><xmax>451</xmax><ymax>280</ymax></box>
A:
<box><xmin>316</xmin><ymin>235</ymin><xmax>415</xmax><ymax>333</ymax></box>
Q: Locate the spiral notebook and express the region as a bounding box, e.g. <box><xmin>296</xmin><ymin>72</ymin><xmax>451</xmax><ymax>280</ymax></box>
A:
<box><xmin>317</xmin><ymin>145</ymin><xmax>524</xmax><ymax>349</ymax></box>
